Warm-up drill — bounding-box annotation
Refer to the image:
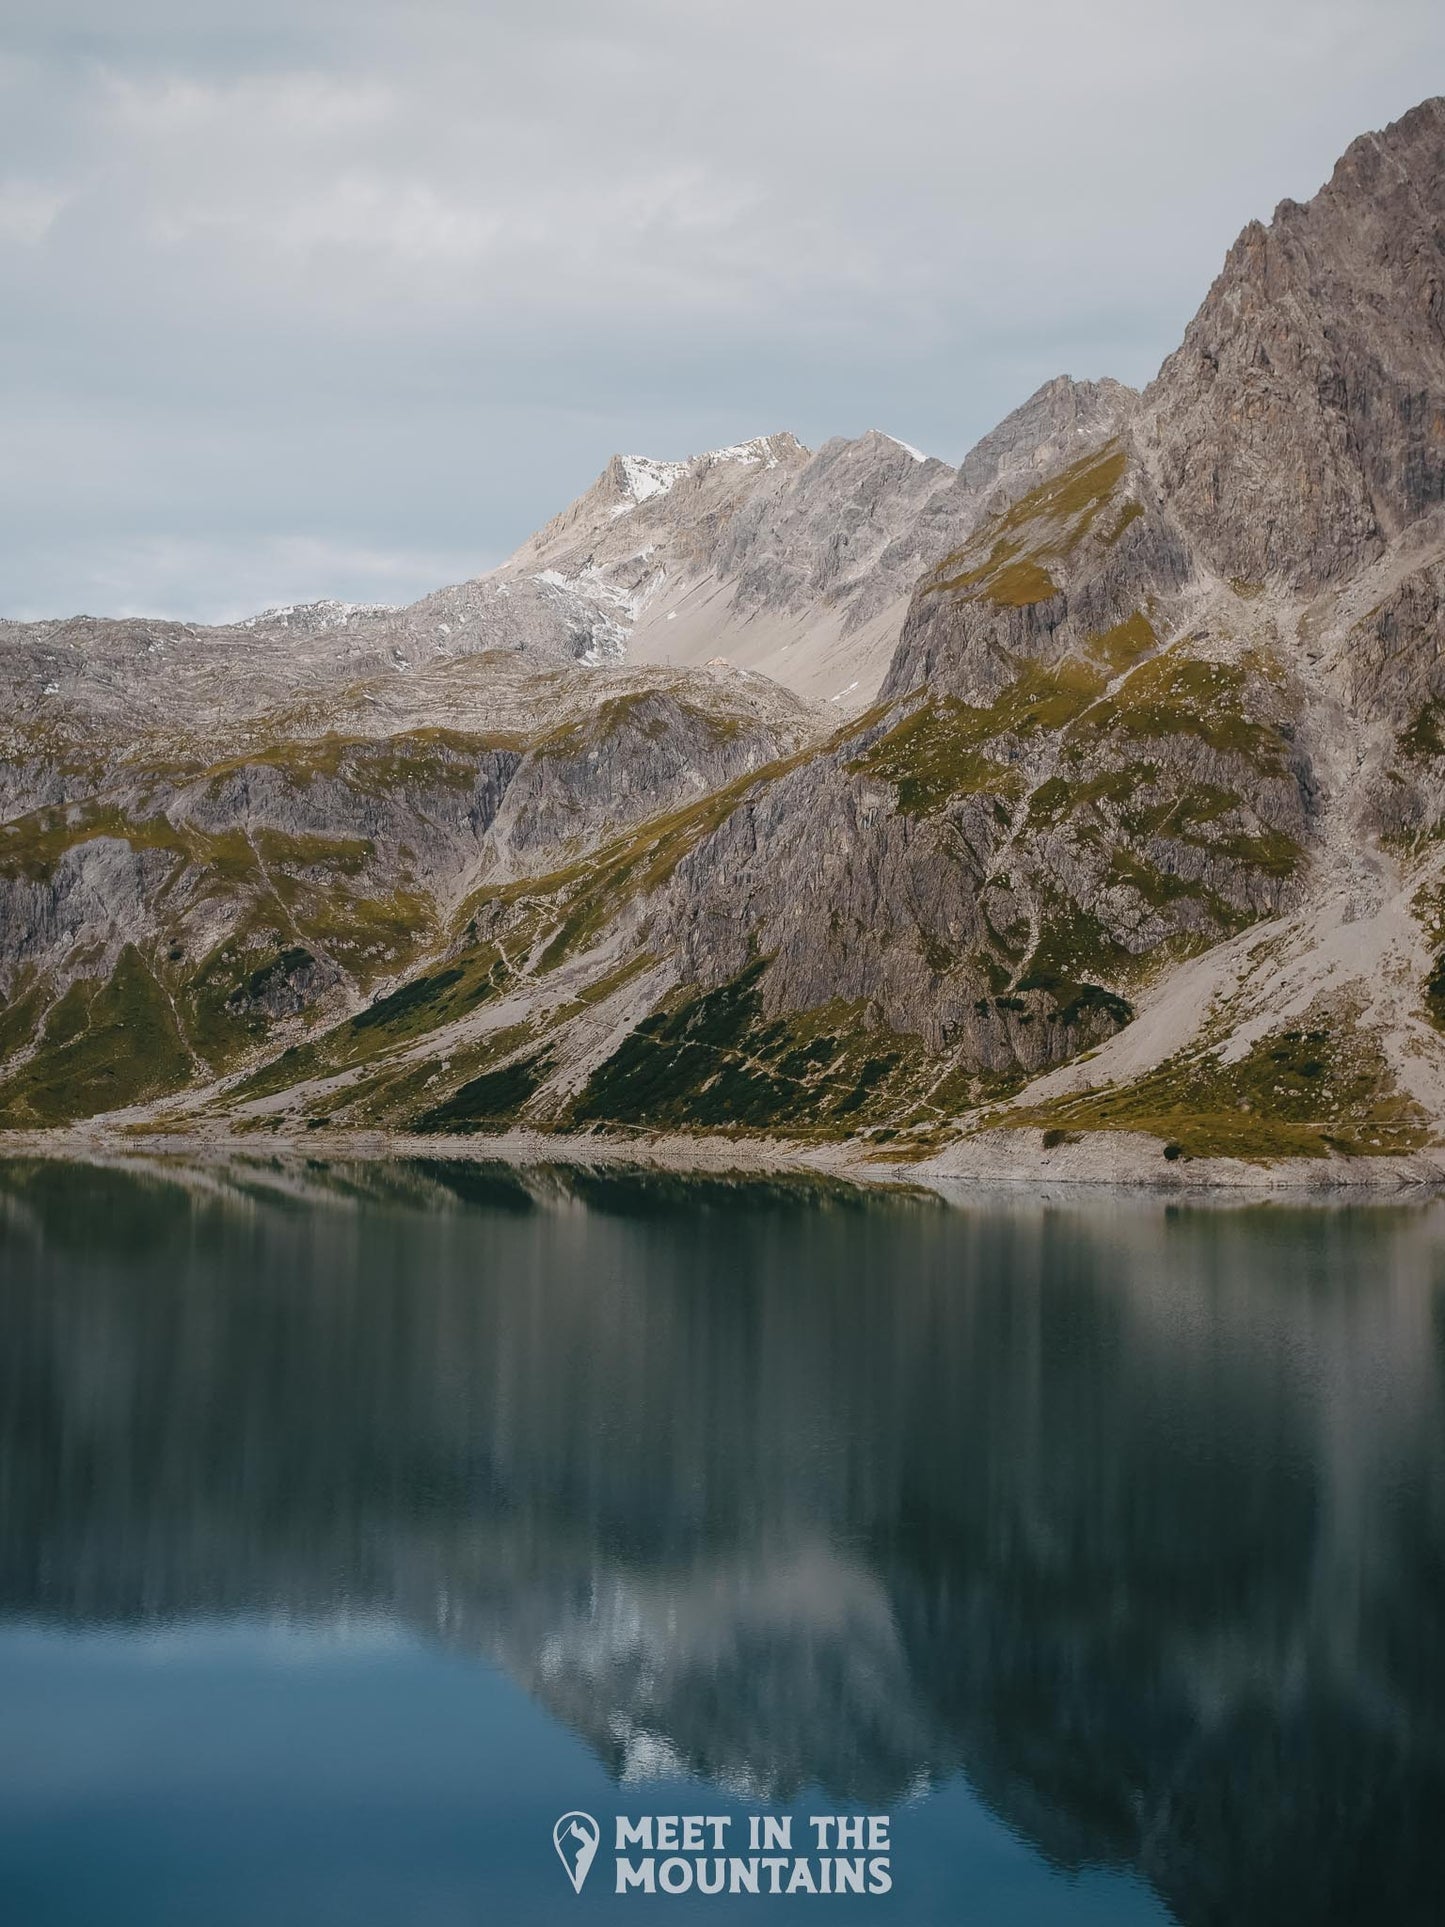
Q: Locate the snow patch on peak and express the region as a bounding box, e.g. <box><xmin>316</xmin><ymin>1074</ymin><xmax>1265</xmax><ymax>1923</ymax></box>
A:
<box><xmin>240</xmin><ymin>598</ymin><xmax>394</xmax><ymax>631</ymax></box>
<box><xmin>532</xmin><ymin>560</ymin><xmax>667</xmax><ymax>665</ymax></box>
<box><xmin>698</xmin><ymin>436</ymin><xmax>781</xmax><ymax>470</ymax></box>
<box><xmin>612</xmin><ymin>454</ymin><xmax>688</xmax><ymax>516</ymax></box>
<box><xmin>609</xmin><ymin>438</ymin><xmax>788</xmax><ymax>515</ymax></box>
<box><xmin>873</xmin><ymin>431</ymin><xmax>927</xmax><ymax>463</ymax></box>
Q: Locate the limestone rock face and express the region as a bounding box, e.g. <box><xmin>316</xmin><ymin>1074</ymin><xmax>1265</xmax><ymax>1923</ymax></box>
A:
<box><xmin>1146</xmin><ymin>96</ymin><xmax>1445</xmax><ymax>591</ymax></box>
<box><xmin>954</xmin><ymin>375</ymin><xmax>1138</xmax><ymax>505</ymax></box>
<box><xmin>881</xmin><ymin>445</ymin><xmax>1191</xmax><ymax>705</ymax></box>
<box><xmin>709</xmin><ymin>430</ymin><xmax>954</xmax><ymax>626</ymax></box>
<box><xmin>657</xmin><ymin>437</ymin><xmax>1309</xmax><ymax>1069</ymax></box>
<box><xmin>4</xmin><ymin>99</ymin><xmax>1445</xmax><ymax>1158</ymax></box>
<box><xmin>773</xmin><ymin>382</ymin><xmax>1139</xmax><ymax>640</ymax></box>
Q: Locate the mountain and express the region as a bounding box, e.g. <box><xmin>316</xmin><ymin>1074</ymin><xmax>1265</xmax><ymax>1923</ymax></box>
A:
<box><xmin>2</xmin><ymin>98</ymin><xmax>1445</xmax><ymax>1180</ymax></box>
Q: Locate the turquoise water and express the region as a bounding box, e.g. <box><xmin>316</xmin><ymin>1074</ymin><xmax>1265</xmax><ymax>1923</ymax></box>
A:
<box><xmin>0</xmin><ymin>1159</ymin><xmax>1441</xmax><ymax>1924</ymax></box>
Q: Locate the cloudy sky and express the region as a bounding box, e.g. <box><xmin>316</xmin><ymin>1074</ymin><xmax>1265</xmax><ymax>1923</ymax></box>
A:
<box><xmin>3</xmin><ymin>0</ymin><xmax>1442</xmax><ymax>621</ymax></box>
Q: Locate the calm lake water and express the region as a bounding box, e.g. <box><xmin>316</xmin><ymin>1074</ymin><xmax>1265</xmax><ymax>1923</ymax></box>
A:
<box><xmin>0</xmin><ymin>1158</ymin><xmax>1441</xmax><ymax>1926</ymax></box>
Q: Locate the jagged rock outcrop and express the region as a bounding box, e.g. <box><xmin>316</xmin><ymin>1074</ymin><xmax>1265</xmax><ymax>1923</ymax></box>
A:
<box><xmin>956</xmin><ymin>374</ymin><xmax>1138</xmax><ymax>500</ymax></box>
<box><xmin>1145</xmin><ymin>96</ymin><xmax>1445</xmax><ymax>590</ymax></box>
<box><xmin>710</xmin><ymin>430</ymin><xmax>952</xmax><ymax>621</ymax></box>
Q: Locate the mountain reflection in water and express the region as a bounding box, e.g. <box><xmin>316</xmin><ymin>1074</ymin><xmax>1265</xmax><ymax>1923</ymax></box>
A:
<box><xmin>1</xmin><ymin>1156</ymin><xmax>1443</xmax><ymax>1925</ymax></box>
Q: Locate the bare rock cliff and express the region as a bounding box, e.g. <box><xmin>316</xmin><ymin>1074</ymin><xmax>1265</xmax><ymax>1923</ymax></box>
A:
<box><xmin>1146</xmin><ymin>96</ymin><xmax>1445</xmax><ymax>590</ymax></box>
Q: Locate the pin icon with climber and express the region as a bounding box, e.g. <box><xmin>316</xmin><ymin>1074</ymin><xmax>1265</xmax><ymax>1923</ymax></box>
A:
<box><xmin>553</xmin><ymin>1812</ymin><xmax>601</xmax><ymax>1893</ymax></box>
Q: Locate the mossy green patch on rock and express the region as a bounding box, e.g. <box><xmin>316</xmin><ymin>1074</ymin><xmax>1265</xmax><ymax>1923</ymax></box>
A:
<box><xmin>851</xmin><ymin>661</ymin><xmax>1108</xmax><ymax>819</ymax></box>
<box><xmin>1417</xmin><ymin>879</ymin><xmax>1445</xmax><ymax>1032</ymax></box>
<box><xmin>1427</xmin><ymin>952</ymin><xmax>1445</xmax><ymax>1032</ymax></box>
<box><xmin>229</xmin><ymin>934</ymin><xmax>516</xmax><ymax>1101</ymax></box>
<box><xmin>1024</xmin><ymin>767</ymin><xmax>1141</xmax><ymax>831</ymax></box>
<box><xmin>849</xmin><ymin>703</ymin><xmax>1019</xmax><ymax>815</ymax></box>
<box><xmin>1006</xmin><ymin>1015</ymin><xmax>1429</xmax><ymax>1161</ymax></box>
<box><xmin>1400</xmin><ymin>700</ymin><xmax>1445</xmax><ymax>762</ymax></box>
<box><xmin>179</xmin><ymin>928</ymin><xmax>317</xmax><ymax>1071</ymax></box>
<box><xmin>414</xmin><ymin>1051</ymin><xmax>552</xmax><ymax>1133</ymax></box>
<box><xmin>1086</xmin><ymin>612</ymin><xmax>1157</xmax><ymax>676</ymax></box>
<box><xmin>350</xmin><ymin>966</ymin><xmax>466</xmax><ymax>1032</ymax></box>
<box><xmin>979</xmin><ymin>891</ymin><xmax>1142</xmax><ymax>1045</ymax></box>
<box><xmin>1068</xmin><ymin>653</ymin><xmax>1291</xmax><ymax>768</ymax></box>
<box><xmin>0</xmin><ymin>945</ymin><xmax>193</xmax><ymax>1126</ymax></box>
<box><xmin>923</xmin><ymin>444</ymin><xmax>1134</xmax><ymax>606</ymax></box>
<box><xmin>292</xmin><ymin>885</ymin><xmax>437</xmax><ymax>986</ymax></box>
<box><xmin>0</xmin><ymin>803</ymin><xmax>185</xmax><ymax>882</ymax></box>
<box><xmin>926</xmin><ymin>540</ymin><xmax>1058</xmax><ymax>607</ymax></box>
<box><xmin>198</xmin><ymin>727</ymin><xmax>522</xmax><ymax>794</ymax></box>
<box><xmin>0</xmin><ymin>977</ymin><xmax>48</xmax><ymax>1062</ymax></box>
<box><xmin>569</xmin><ymin>963</ymin><xmax>922</xmax><ymax>1135</ymax></box>
<box><xmin>978</xmin><ymin>559</ymin><xmax>1060</xmax><ymax>609</ymax></box>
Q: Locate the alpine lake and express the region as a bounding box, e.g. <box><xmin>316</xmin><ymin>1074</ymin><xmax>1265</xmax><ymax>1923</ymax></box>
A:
<box><xmin>0</xmin><ymin>1156</ymin><xmax>1441</xmax><ymax>1925</ymax></box>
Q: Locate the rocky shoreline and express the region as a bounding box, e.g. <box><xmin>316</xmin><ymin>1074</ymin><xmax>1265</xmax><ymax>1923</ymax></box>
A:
<box><xmin>3</xmin><ymin>1123</ymin><xmax>1441</xmax><ymax>1202</ymax></box>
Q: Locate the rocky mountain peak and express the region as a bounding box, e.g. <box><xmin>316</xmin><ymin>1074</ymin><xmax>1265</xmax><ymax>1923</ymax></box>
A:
<box><xmin>598</xmin><ymin>434</ymin><xmax>809</xmax><ymax>519</ymax></box>
<box><xmin>953</xmin><ymin>375</ymin><xmax>1138</xmax><ymax>505</ymax></box>
<box><xmin>605</xmin><ymin>452</ymin><xmax>689</xmax><ymax>511</ymax></box>
<box><xmin>859</xmin><ymin>429</ymin><xmax>929</xmax><ymax>462</ymax></box>
<box><xmin>511</xmin><ymin>430</ymin><xmax>810</xmax><ymax>575</ymax></box>
<box><xmin>1146</xmin><ymin>95</ymin><xmax>1445</xmax><ymax>590</ymax></box>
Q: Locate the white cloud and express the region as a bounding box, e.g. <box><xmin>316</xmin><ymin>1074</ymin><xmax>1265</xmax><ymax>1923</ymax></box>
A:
<box><xmin>0</xmin><ymin>179</ymin><xmax>69</xmax><ymax>243</ymax></box>
<box><xmin>3</xmin><ymin>0</ymin><xmax>1444</xmax><ymax>616</ymax></box>
<box><xmin>102</xmin><ymin>70</ymin><xmax>395</xmax><ymax>140</ymax></box>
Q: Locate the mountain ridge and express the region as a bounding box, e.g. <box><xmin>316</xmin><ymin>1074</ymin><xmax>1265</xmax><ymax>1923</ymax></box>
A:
<box><xmin>3</xmin><ymin>97</ymin><xmax>1445</xmax><ymax>1184</ymax></box>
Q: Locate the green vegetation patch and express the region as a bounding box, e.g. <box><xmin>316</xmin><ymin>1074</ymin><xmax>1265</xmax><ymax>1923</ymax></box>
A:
<box><xmin>0</xmin><ymin>802</ymin><xmax>187</xmax><ymax>883</ymax></box>
<box><xmin>414</xmin><ymin>1051</ymin><xmax>552</xmax><ymax>1133</ymax></box>
<box><xmin>290</xmin><ymin>885</ymin><xmax>437</xmax><ymax>987</ymax></box>
<box><xmin>252</xmin><ymin>829</ymin><xmax>372</xmax><ymax>874</ymax></box>
<box><xmin>1015</xmin><ymin>443</ymin><xmax>1130</xmax><ymax>535</ymax></box>
<box><xmin>1418</xmin><ymin>881</ymin><xmax>1445</xmax><ymax>1032</ymax></box>
<box><xmin>1005</xmin><ymin>1017</ymin><xmax>1429</xmax><ymax>1162</ymax></box>
<box><xmin>178</xmin><ymin>929</ymin><xmax>320</xmax><ymax>1073</ymax></box>
<box><xmin>850</xmin><ymin>705</ymin><xmax>1018</xmax><ymax>815</ymax></box>
<box><xmin>351</xmin><ymin>966</ymin><xmax>465</xmax><ymax>1032</ymax></box>
<box><xmin>1427</xmin><ymin>952</ymin><xmax>1445</xmax><ymax>1032</ymax></box>
<box><xmin>1067</xmin><ymin>654</ymin><xmax>1291</xmax><ymax>769</ymax></box>
<box><xmin>1025</xmin><ymin>768</ymin><xmax>1141</xmax><ymax>831</ymax></box>
<box><xmin>0</xmin><ymin>945</ymin><xmax>193</xmax><ymax>1126</ymax></box>
<box><xmin>963</xmin><ymin>892</ymin><xmax>1141</xmax><ymax>1044</ymax></box>
<box><xmin>1025</xmin><ymin>768</ymin><xmax>1301</xmax><ymax>894</ymax></box>
<box><xmin>851</xmin><ymin>662</ymin><xmax>1107</xmax><ymax>817</ymax></box>
<box><xmin>1400</xmin><ymin>699</ymin><xmax>1445</xmax><ymax>762</ymax></box>
<box><xmin>924</xmin><ymin>445</ymin><xmax>1134</xmax><ymax>605</ymax></box>
<box><xmin>1087</xmin><ymin>612</ymin><xmax>1157</xmax><ymax>677</ymax></box>
<box><xmin>569</xmin><ymin>963</ymin><xmax>921</xmax><ymax>1135</ymax></box>
<box><xmin>0</xmin><ymin>977</ymin><xmax>48</xmax><ymax>1063</ymax></box>
<box><xmin>198</xmin><ymin>727</ymin><xmax>522</xmax><ymax>794</ymax></box>
<box><xmin>927</xmin><ymin>539</ymin><xmax>1057</xmax><ymax>607</ymax></box>
<box><xmin>532</xmin><ymin>690</ymin><xmax>754</xmax><ymax>762</ymax></box>
<box><xmin>233</xmin><ymin>945</ymin><xmax>316</xmax><ymax>1005</ymax></box>
<box><xmin>229</xmin><ymin>936</ymin><xmax>514</xmax><ymax>1100</ymax></box>
<box><xmin>979</xmin><ymin>559</ymin><xmax>1059</xmax><ymax>609</ymax></box>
